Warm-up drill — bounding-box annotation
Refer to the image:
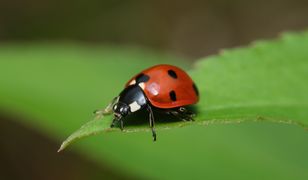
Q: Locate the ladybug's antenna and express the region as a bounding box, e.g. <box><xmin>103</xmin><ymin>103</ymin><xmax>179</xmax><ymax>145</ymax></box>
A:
<box><xmin>93</xmin><ymin>96</ymin><xmax>119</xmax><ymax>120</ymax></box>
<box><xmin>93</xmin><ymin>109</ymin><xmax>104</xmax><ymax>120</ymax></box>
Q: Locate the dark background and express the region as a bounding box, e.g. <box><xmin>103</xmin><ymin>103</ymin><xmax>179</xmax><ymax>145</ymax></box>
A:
<box><xmin>1</xmin><ymin>0</ymin><xmax>308</xmax><ymax>179</ymax></box>
<box><xmin>1</xmin><ymin>0</ymin><xmax>308</xmax><ymax>59</ymax></box>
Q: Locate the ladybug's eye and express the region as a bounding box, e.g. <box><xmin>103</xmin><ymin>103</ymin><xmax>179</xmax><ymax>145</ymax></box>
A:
<box><xmin>113</xmin><ymin>102</ymin><xmax>129</xmax><ymax>117</ymax></box>
<box><xmin>113</xmin><ymin>104</ymin><xmax>118</xmax><ymax>111</ymax></box>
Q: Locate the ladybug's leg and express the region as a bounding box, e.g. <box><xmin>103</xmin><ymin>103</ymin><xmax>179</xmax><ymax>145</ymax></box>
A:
<box><xmin>167</xmin><ymin>111</ymin><xmax>184</xmax><ymax>121</ymax></box>
<box><xmin>120</xmin><ymin>119</ymin><xmax>124</xmax><ymax>131</ymax></box>
<box><xmin>110</xmin><ymin>118</ymin><xmax>124</xmax><ymax>131</ymax></box>
<box><xmin>110</xmin><ymin>117</ymin><xmax>124</xmax><ymax>131</ymax></box>
<box><xmin>147</xmin><ymin>105</ymin><xmax>157</xmax><ymax>141</ymax></box>
<box><xmin>179</xmin><ymin>107</ymin><xmax>195</xmax><ymax>121</ymax></box>
<box><xmin>94</xmin><ymin>96</ymin><xmax>119</xmax><ymax>119</ymax></box>
<box><xmin>110</xmin><ymin>118</ymin><xmax>117</xmax><ymax>128</ymax></box>
<box><xmin>169</xmin><ymin>107</ymin><xmax>195</xmax><ymax>121</ymax></box>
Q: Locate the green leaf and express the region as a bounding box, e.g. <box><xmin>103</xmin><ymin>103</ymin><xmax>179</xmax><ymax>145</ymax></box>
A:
<box><xmin>1</xmin><ymin>32</ymin><xmax>308</xmax><ymax>179</ymax></box>
<box><xmin>192</xmin><ymin>32</ymin><xmax>308</xmax><ymax>127</ymax></box>
<box><xmin>57</xmin><ymin>31</ymin><xmax>308</xmax><ymax>151</ymax></box>
<box><xmin>57</xmin><ymin>119</ymin><xmax>113</xmax><ymax>152</ymax></box>
<box><xmin>0</xmin><ymin>44</ymin><xmax>189</xmax><ymax>148</ymax></box>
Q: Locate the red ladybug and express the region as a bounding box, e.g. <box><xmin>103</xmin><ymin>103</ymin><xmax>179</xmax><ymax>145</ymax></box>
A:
<box><xmin>95</xmin><ymin>64</ymin><xmax>199</xmax><ymax>141</ymax></box>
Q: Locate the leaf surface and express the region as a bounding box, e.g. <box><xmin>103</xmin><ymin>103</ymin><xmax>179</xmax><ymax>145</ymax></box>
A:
<box><xmin>1</xmin><ymin>32</ymin><xmax>308</xmax><ymax>179</ymax></box>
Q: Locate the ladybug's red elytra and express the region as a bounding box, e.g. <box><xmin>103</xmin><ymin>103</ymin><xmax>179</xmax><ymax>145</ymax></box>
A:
<box><xmin>95</xmin><ymin>64</ymin><xmax>199</xmax><ymax>141</ymax></box>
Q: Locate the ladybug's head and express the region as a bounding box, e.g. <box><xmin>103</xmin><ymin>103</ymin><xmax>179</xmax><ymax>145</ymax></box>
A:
<box><xmin>113</xmin><ymin>102</ymin><xmax>130</xmax><ymax>119</ymax></box>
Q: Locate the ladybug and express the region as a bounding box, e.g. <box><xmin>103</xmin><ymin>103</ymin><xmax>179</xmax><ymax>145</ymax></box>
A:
<box><xmin>95</xmin><ymin>64</ymin><xmax>199</xmax><ymax>141</ymax></box>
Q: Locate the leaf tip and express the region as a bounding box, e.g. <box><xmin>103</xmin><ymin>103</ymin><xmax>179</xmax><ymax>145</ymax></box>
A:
<box><xmin>57</xmin><ymin>143</ymin><xmax>66</xmax><ymax>153</ymax></box>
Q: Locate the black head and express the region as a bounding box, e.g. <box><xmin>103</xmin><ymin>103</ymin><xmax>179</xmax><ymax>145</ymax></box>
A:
<box><xmin>113</xmin><ymin>102</ymin><xmax>130</xmax><ymax>119</ymax></box>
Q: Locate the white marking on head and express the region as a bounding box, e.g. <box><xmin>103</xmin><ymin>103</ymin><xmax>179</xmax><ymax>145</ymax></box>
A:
<box><xmin>129</xmin><ymin>101</ymin><xmax>141</xmax><ymax>112</ymax></box>
<box><xmin>129</xmin><ymin>79</ymin><xmax>136</xmax><ymax>85</ymax></box>
<box><xmin>138</xmin><ymin>82</ymin><xmax>145</xmax><ymax>90</ymax></box>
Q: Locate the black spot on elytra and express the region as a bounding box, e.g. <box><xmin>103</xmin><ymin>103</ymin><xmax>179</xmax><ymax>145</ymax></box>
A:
<box><xmin>169</xmin><ymin>90</ymin><xmax>177</xmax><ymax>101</ymax></box>
<box><xmin>193</xmin><ymin>83</ymin><xmax>199</xmax><ymax>96</ymax></box>
<box><xmin>136</xmin><ymin>73</ymin><xmax>150</xmax><ymax>83</ymax></box>
<box><xmin>167</xmin><ymin>69</ymin><xmax>178</xmax><ymax>79</ymax></box>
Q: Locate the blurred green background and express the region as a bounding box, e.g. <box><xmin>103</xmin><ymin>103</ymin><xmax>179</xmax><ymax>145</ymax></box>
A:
<box><xmin>1</xmin><ymin>0</ymin><xmax>308</xmax><ymax>180</ymax></box>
